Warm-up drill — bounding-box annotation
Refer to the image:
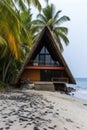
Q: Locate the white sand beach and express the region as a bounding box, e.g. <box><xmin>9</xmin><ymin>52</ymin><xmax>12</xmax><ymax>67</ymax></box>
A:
<box><xmin>0</xmin><ymin>90</ymin><xmax>87</xmax><ymax>130</ymax></box>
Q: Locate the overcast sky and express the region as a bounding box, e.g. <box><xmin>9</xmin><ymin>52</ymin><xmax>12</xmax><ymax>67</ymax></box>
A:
<box><xmin>32</xmin><ymin>0</ymin><xmax>87</xmax><ymax>78</ymax></box>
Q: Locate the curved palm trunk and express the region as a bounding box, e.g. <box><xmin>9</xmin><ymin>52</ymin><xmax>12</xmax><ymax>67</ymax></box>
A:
<box><xmin>2</xmin><ymin>55</ymin><xmax>12</xmax><ymax>83</ymax></box>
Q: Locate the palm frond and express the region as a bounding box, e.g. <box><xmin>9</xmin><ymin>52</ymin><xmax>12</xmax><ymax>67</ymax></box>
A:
<box><xmin>47</xmin><ymin>19</ymin><xmax>55</xmax><ymax>25</ymax></box>
<box><xmin>0</xmin><ymin>36</ymin><xmax>7</xmax><ymax>46</ymax></box>
<box><xmin>53</xmin><ymin>31</ymin><xmax>63</xmax><ymax>52</ymax></box>
<box><xmin>58</xmin><ymin>32</ymin><xmax>69</xmax><ymax>46</ymax></box>
<box><xmin>0</xmin><ymin>36</ymin><xmax>8</xmax><ymax>58</ymax></box>
<box><xmin>25</xmin><ymin>0</ymin><xmax>42</xmax><ymax>11</ymax></box>
<box><xmin>18</xmin><ymin>0</ymin><xmax>26</xmax><ymax>11</ymax></box>
<box><xmin>37</xmin><ymin>13</ymin><xmax>47</xmax><ymax>23</ymax></box>
<box><xmin>32</xmin><ymin>20</ymin><xmax>45</xmax><ymax>25</ymax></box>
<box><xmin>32</xmin><ymin>0</ymin><xmax>42</xmax><ymax>11</ymax></box>
<box><xmin>55</xmin><ymin>27</ymin><xmax>68</xmax><ymax>35</ymax></box>
<box><xmin>43</xmin><ymin>4</ymin><xmax>53</xmax><ymax>20</ymax></box>
<box><xmin>0</xmin><ymin>46</ymin><xmax>9</xmax><ymax>59</ymax></box>
<box><xmin>54</xmin><ymin>10</ymin><xmax>62</xmax><ymax>19</ymax></box>
<box><xmin>55</xmin><ymin>16</ymin><xmax>70</xmax><ymax>25</ymax></box>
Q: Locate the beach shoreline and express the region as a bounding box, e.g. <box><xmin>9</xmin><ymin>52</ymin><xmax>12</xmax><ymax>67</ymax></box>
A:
<box><xmin>0</xmin><ymin>90</ymin><xmax>87</xmax><ymax>130</ymax></box>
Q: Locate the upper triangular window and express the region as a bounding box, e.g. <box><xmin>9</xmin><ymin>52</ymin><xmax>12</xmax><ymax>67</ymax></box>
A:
<box><xmin>33</xmin><ymin>46</ymin><xmax>60</xmax><ymax>66</ymax></box>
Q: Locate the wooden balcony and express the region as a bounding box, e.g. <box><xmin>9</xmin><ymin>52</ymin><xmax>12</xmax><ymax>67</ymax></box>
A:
<box><xmin>52</xmin><ymin>77</ymin><xmax>69</xmax><ymax>83</ymax></box>
<box><xmin>24</xmin><ymin>66</ymin><xmax>65</xmax><ymax>70</ymax></box>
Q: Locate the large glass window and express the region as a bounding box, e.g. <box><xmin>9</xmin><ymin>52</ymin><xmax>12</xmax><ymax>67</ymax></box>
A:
<box><xmin>40</xmin><ymin>47</ymin><xmax>49</xmax><ymax>54</ymax></box>
<box><xmin>46</xmin><ymin>55</ymin><xmax>50</xmax><ymax>65</ymax></box>
<box><xmin>50</xmin><ymin>57</ymin><xmax>54</xmax><ymax>65</ymax></box>
<box><xmin>35</xmin><ymin>55</ymin><xmax>39</xmax><ymax>61</ymax></box>
<box><xmin>33</xmin><ymin>46</ymin><xmax>60</xmax><ymax>66</ymax></box>
<box><xmin>40</xmin><ymin>46</ymin><xmax>45</xmax><ymax>53</ymax></box>
<box><xmin>39</xmin><ymin>54</ymin><xmax>45</xmax><ymax>65</ymax></box>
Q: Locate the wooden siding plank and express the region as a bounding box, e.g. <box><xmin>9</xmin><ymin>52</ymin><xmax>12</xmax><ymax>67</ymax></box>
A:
<box><xmin>21</xmin><ymin>70</ymin><xmax>40</xmax><ymax>81</ymax></box>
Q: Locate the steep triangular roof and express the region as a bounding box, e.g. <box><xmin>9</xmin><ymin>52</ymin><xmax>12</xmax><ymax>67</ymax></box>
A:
<box><xmin>15</xmin><ymin>26</ymin><xmax>76</xmax><ymax>84</ymax></box>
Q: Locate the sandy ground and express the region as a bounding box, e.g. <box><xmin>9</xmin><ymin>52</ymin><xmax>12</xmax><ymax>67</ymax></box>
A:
<box><xmin>0</xmin><ymin>90</ymin><xmax>87</xmax><ymax>130</ymax></box>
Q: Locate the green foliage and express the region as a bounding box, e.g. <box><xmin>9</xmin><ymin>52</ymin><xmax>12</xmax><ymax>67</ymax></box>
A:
<box><xmin>0</xmin><ymin>0</ymin><xmax>70</xmax><ymax>85</ymax></box>
<box><xmin>0</xmin><ymin>53</ymin><xmax>21</xmax><ymax>84</ymax></box>
<box><xmin>34</xmin><ymin>3</ymin><xmax>70</xmax><ymax>51</ymax></box>
<box><xmin>0</xmin><ymin>0</ymin><xmax>41</xmax><ymax>59</ymax></box>
<box><xmin>0</xmin><ymin>0</ymin><xmax>41</xmax><ymax>84</ymax></box>
<box><xmin>15</xmin><ymin>0</ymin><xmax>42</xmax><ymax>12</ymax></box>
<box><xmin>20</xmin><ymin>9</ymin><xmax>34</xmax><ymax>47</ymax></box>
<box><xmin>0</xmin><ymin>81</ymin><xmax>5</xmax><ymax>89</ymax></box>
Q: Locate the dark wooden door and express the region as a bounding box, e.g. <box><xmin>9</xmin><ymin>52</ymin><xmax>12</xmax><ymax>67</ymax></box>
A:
<box><xmin>40</xmin><ymin>70</ymin><xmax>61</xmax><ymax>81</ymax></box>
<box><xmin>40</xmin><ymin>70</ymin><xmax>51</xmax><ymax>81</ymax></box>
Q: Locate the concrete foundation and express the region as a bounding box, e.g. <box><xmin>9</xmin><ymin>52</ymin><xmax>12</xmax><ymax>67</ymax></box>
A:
<box><xmin>34</xmin><ymin>82</ymin><xmax>55</xmax><ymax>91</ymax></box>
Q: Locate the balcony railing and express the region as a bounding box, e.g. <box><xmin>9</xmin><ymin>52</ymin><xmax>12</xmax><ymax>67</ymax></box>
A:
<box><xmin>29</xmin><ymin>60</ymin><xmax>60</xmax><ymax>66</ymax></box>
<box><xmin>51</xmin><ymin>77</ymin><xmax>69</xmax><ymax>83</ymax></box>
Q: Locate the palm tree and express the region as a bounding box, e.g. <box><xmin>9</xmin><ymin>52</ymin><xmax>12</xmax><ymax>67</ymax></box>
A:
<box><xmin>0</xmin><ymin>0</ymin><xmax>42</xmax><ymax>59</ymax></box>
<box><xmin>20</xmin><ymin>9</ymin><xmax>36</xmax><ymax>48</ymax></box>
<box><xmin>34</xmin><ymin>3</ymin><xmax>70</xmax><ymax>51</ymax></box>
<box><xmin>0</xmin><ymin>0</ymin><xmax>42</xmax><ymax>83</ymax></box>
<box><xmin>0</xmin><ymin>1</ymin><xmax>22</xmax><ymax>59</ymax></box>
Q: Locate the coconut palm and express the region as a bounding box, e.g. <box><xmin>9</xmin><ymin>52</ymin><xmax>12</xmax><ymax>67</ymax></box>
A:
<box><xmin>0</xmin><ymin>0</ymin><xmax>41</xmax><ymax>59</ymax></box>
<box><xmin>0</xmin><ymin>1</ymin><xmax>22</xmax><ymax>59</ymax></box>
<box><xmin>0</xmin><ymin>0</ymin><xmax>42</xmax><ymax>83</ymax></box>
<box><xmin>20</xmin><ymin>9</ymin><xmax>34</xmax><ymax>47</ymax></box>
<box><xmin>34</xmin><ymin>3</ymin><xmax>70</xmax><ymax>51</ymax></box>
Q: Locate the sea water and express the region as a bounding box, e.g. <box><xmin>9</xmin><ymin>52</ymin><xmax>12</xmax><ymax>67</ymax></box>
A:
<box><xmin>69</xmin><ymin>78</ymin><xmax>87</xmax><ymax>100</ymax></box>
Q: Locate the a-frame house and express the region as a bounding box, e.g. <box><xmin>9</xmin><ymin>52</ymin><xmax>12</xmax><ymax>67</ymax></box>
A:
<box><xmin>15</xmin><ymin>26</ymin><xmax>76</xmax><ymax>89</ymax></box>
